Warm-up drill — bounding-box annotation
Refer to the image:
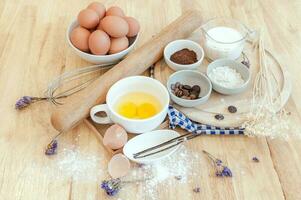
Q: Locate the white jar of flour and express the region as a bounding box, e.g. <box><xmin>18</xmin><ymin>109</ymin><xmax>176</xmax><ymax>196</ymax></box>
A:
<box><xmin>201</xmin><ymin>18</ymin><xmax>251</xmax><ymax>60</ymax></box>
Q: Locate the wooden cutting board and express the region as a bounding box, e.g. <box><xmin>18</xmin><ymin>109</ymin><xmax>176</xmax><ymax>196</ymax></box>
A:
<box><xmin>154</xmin><ymin>29</ymin><xmax>292</xmax><ymax>127</ymax></box>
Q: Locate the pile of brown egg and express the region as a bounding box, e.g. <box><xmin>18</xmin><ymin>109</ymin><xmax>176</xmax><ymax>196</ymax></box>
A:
<box><xmin>70</xmin><ymin>2</ymin><xmax>140</xmax><ymax>55</ymax></box>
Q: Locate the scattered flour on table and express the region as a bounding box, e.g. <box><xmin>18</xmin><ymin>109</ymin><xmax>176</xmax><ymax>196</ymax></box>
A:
<box><xmin>20</xmin><ymin>144</ymin><xmax>103</xmax><ymax>182</ymax></box>
<box><xmin>119</xmin><ymin>146</ymin><xmax>201</xmax><ymax>200</ymax></box>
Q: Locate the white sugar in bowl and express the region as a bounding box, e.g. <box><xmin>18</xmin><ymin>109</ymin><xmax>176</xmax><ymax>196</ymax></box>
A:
<box><xmin>201</xmin><ymin>18</ymin><xmax>253</xmax><ymax>60</ymax></box>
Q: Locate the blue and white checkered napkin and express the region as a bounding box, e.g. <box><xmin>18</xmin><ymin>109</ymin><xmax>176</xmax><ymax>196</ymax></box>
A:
<box><xmin>168</xmin><ymin>105</ymin><xmax>244</xmax><ymax>135</ymax></box>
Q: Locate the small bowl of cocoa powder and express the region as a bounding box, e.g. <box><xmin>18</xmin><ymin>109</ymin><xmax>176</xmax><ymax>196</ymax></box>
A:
<box><xmin>167</xmin><ymin>70</ymin><xmax>212</xmax><ymax>107</ymax></box>
<box><xmin>164</xmin><ymin>40</ymin><xmax>204</xmax><ymax>71</ymax></box>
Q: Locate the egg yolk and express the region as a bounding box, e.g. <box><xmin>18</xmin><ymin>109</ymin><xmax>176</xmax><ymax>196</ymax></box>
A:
<box><xmin>137</xmin><ymin>103</ymin><xmax>157</xmax><ymax>119</ymax></box>
<box><xmin>118</xmin><ymin>102</ymin><xmax>137</xmax><ymax>118</ymax></box>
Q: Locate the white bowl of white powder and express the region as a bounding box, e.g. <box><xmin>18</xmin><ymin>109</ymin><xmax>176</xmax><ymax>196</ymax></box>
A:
<box><xmin>207</xmin><ymin>59</ymin><xmax>250</xmax><ymax>95</ymax></box>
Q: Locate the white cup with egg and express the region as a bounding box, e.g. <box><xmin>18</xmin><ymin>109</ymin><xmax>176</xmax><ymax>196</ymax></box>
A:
<box><xmin>90</xmin><ymin>76</ymin><xmax>170</xmax><ymax>134</ymax></box>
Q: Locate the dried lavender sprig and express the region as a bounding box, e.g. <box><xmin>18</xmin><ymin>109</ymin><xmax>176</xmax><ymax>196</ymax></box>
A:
<box><xmin>252</xmin><ymin>156</ymin><xmax>260</xmax><ymax>162</ymax></box>
<box><xmin>45</xmin><ymin>140</ymin><xmax>58</xmax><ymax>155</ymax></box>
<box><xmin>202</xmin><ymin>150</ymin><xmax>223</xmax><ymax>166</ymax></box>
<box><xmin>101</xmin><ymin>178</ymin><xmax>122</xmax><ymax>196</ymax></box>
<box><xmin>101</xmin><ymin>177</ymin><xmax>153</xmax><ymax>196</ymax></box>
<box><xmin>15</xmin><ymin>96</ymin><xmax>47</xmax><ymax>110</ymax></box>
<box><xmin>45</xmin><ymin>132</ymin><xmax>64</xmax><ymax>156</ymax></box>
<box><xmin>202</xmin><ymin>150</ymin><xmax>232</xmax><ymax>177</ymax></box>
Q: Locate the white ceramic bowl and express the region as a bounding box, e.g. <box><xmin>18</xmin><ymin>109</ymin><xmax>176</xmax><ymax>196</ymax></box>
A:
<box><xmin>164</xmin><ymin>40</ymin><xmax>204</xmax><ymax>71</ymax></box>
<box><xmin>167</xmin><ymin>70</ymin><xmax>212</xmax><ymax>107</ymax></box>
<box><xmin>207</xmin><ymin>59</ymin><xmax>250</xmax><ymax>95</ymax></box>
<box><xmin>123</xmin><ymin>129</ymin><xmax>181</xmax><ymax>163</ymax></box>
<box><xmin>67</xmin><ymin>20</ymin><xmax>139</xmax><ymax>64</ymax></box>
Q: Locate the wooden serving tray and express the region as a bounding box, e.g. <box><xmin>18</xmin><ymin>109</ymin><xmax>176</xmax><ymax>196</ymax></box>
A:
<box><xmin>154</xmin><ymin>31</ymin><xmax>291</xmax><ymax>127</ymax></box>
<box><xmin>84</xmin><ymin>30</ymin><xmax>291</xmax><ymax>153</ymax></box>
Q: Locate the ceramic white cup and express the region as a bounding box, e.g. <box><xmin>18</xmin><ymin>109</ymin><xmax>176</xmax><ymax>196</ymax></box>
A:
<box><xmin>67</xmin><ymin>20</ymin><xmax>139</xmax><ymax>64</ymax></box>
<box><xmin>164</xmin><ymin>39</ymin><xmax>204</xmax><ymax>71</ymax></box>
<box><xmin>90</xmin><ymin>76</ymin><xmax>170</xmax><ymax>134</ymax></box>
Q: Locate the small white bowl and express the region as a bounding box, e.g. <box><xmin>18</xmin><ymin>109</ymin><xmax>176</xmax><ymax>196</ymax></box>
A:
<box><xmin>67</xmin><ymin>20</ymin><xmax>139</xmax><ymax>64</ymax></box>
<box><xmin>167</xmin><ymin>70</ymin><xmax>212</xmax><ymax>107</ymax></box>
<box><xmin>207</xmin><ymin>59</ymin><xmax>250</xmax><ymax>95</ymax></box>
<box><xmin>123</xmin><ymin>129</ymin><xmax>181</xmax><ymax>163</ymax></box>
<box><xmin>164</xmin><ymin>40</ymin><xmax>204</xmax><ymax>71</ymax></box>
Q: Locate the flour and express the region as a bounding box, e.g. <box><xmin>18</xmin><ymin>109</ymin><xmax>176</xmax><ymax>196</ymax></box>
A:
<box><xmin>20</xmin><ymin>143</ymin><xmax>103</xmax><ymax>182</ymax></box>
<box><xmin>208</xmin><ymin>66</ymin><xmax>245</xmax><ymax>88</ymax></box>
<box><xmin>119</xmin><ymin>146</ymin><xmax>201</xmax><ymax>200</ymax></box>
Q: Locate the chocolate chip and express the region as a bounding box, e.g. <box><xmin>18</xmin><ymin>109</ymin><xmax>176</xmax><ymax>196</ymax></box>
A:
<box><xmin>215</xmin><ymin>114</ymin><xmax>224</xmax><ymax>120</ymax></box>
<box><xmin>170</xmin><ymin>82</ymin><xmax>201</xmax><ymax>100</ymax></box>
<box><xmin>228</xmin><ymin>106</ymin><xmax>237</xmax><ymax>113</ymax></box>
<box><xmin>175</xmin><ymin>89</ymin><xmax>183</xmax><ymax>97</ymax></box>
<box><xmin>189</xmin><ymin>93</ymin><xmax>197</xmax><ymax>99</ymax></box>
<box><xmin>193</xmin><ymin>187</ymin><xmax>200</xmax><ymax>193</ymax></box>
<box><xmin>183</xmin><ymin>85</ymin><xmax>192</xmax><ymax>90</ymax></box>
<box><xmin>192</xmin><ymin>85</ymin><xmax>201</xmax><ymax>93</ymax></box>
<box><xmin>182</xmin><ymin>96</ymin><xmax>192</xmax><ymax>100</ymax></box>
<box><xmin>191</xmin><ymin>90</ymin><xmax>200</xmax><ymax>96</ymax></box>
<box><xmin>182</xmin><ymin>89</ymin><xmax>190</xmax><ymax>96</ymax></box>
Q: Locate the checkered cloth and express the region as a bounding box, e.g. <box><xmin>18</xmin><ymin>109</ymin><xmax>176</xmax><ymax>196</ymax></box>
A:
<box><xmin>168</xmin><ymin>105</ymin><xmax>244</xmax><ymax>135</ymax></box>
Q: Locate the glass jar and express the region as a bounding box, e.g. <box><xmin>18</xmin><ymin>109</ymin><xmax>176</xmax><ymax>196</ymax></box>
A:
<box><xmin>201</xmin><ymin>18</ymin><xmax>252</xmax><ymax>60</ymax></box>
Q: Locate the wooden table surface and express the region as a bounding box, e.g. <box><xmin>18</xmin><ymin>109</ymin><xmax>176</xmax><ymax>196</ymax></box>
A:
<box><xmin>1</xmin><ymin>0</ymin><xmax>301</xmax><ymax>199</ymax></box>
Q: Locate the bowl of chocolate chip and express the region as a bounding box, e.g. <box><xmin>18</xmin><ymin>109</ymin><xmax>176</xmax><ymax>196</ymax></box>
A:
<box><xmin>167</xmin><ymin>70</ymin><xmax>212</xmax><ymax>107</ymax></box>
<box><xmin>164</xmin><ymin>40</ymin><xmax>204</xmax><ymax>71</ymax></box>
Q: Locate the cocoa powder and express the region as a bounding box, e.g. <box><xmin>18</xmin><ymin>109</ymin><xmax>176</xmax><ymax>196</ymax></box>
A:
<box><xmin>170</xmin><ymin>48</ymin><xmax>198</xmax><ymax>65</ymax></box>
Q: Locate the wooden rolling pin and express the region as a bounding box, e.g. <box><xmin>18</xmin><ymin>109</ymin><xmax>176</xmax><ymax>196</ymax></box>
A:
<box><xmin>51</xmin><ymin>10</ymin><xmax>203</xmax><ymax>132</ymax></box>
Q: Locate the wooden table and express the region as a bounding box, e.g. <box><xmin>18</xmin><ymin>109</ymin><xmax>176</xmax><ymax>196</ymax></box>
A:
<box><xmin>1</xmin><ymin>0</ymin><xmax>301</xmax><ymax>199</ymax></box>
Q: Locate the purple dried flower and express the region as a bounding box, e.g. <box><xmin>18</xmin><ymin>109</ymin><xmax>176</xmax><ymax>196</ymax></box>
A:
<box><xmin>216</xmin><ymin>159</ymin><xmax>223</xmax><ymax>166</ymax></box>
<box><xmin>15</xmin><ymin>96</ymin><xmax>33</xmax><ymax>110</ymax></box>
<box><xmin>203</xmin><ymin>150</ymin><xmax>233</xmax><ymax>178</ymax></box>
<box><xmin>216</xmin><ymin>166</ymin><xmax>232</xmax><ymax>177</ymax></box>
<box><xmin>45</xmin><ymin>140</ymin><xmax>58</xmax><ymax>155</ymax></box>
<box><xmin>101</xmin><ymin>178</ymin><xmax>121</xmax><ymax>196</ymax></box>
<box><xmin>193</xmin><ymin>187</ymin><xmax>200</xmax><ymax>193</ymax></box>
<box><xmin>252</xmin><ymin>156</ymin><xmax>260</xmax><ymax>162</ymax></box>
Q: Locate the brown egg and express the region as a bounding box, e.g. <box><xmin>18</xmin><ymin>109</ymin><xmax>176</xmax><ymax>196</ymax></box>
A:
<box><xmin>109</xmin><ymin>37</ymin><xmax>129</xmax><ymax>54</ymax></box>
<box><xmin>70</xmin><ymin>26</ymin><xmax>91</xmax><ymax>52</ymax></box>
<box><xmin>89</xmin><ymin>30</ymin><xmax>110</xmax><ymax>55</ymax></box>
<box><xmin>103</xmin><ymin>124</ymin><xmax>128</xmax><ymax>149</ymax></box>
<box><xmin>96</xmin><ymin>21</ymin><xmax>104</xmax><ymax>31</ymax></box>
<box><xmin>87</xmin><ymin>2</ymin><xmax>106</xmax><ymax>19</ymax></box>
<box><xmin>106</xmin><ymin>6</ymin><xmax>125</xmax><ymax>17</ymax></box>
<box><xmin>124</xmin><ymin>17</ymin><xmax>140</xmax><ymax>37</ymax></box>
<box><xmin>77</xmin><ymin>9</ymin><xmax>99</xmax><ymax>29</ymax></box>
<box><xmin>101</xmin><ymin>16</ymin><xmax>129</xmax><ymax>37</ymax></box>
<box><xmin>108</xmin><ymin>154</ymin><xmax>131</xmax><ymax>178</ymax></box>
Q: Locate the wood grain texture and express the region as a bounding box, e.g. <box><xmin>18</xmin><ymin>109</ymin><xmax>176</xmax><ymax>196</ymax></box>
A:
<box><xmin>0</xmin><ymin>0</ymin><xmax>300</xmax><ymax>200</ymax></box>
